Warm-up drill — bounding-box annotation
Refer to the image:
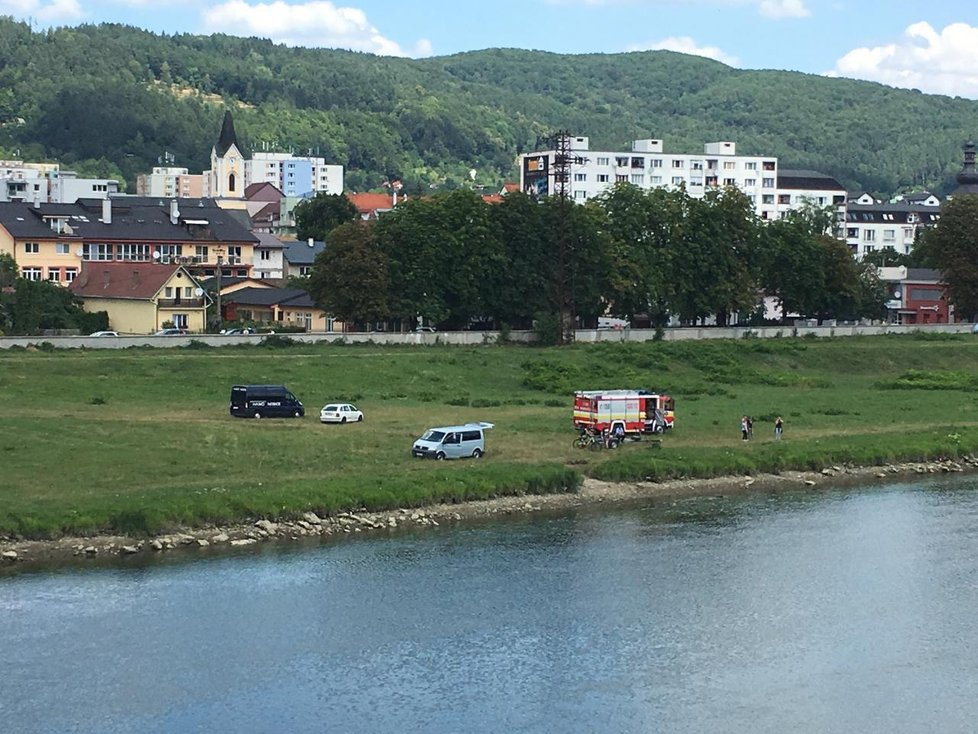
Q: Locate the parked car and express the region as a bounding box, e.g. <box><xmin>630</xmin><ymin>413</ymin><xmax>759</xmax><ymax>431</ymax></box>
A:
<box><xmin>229</xmin><ymin>384</ymin><xmax>304</xmax><ymax>419</ymax></box>
<box><xmin>89</xmin><ymin>330</ymin><xmax>119</xmax><ymax>337</ymax></box>
<box><xmin>412</xmin><ymin>422</ymin><xmax>494</xmax><ymax>460</ymax></box>
<box><xmin>155</xmin><ymin>328</ymin><xmax>190</xmax><ymax>336</ymax></box>
<box><xmin>415</xmin><ymin>326</ymin><xmax>437</xmax><ymax>333</ymax></box>
<box><xmin>320</xmin><ymin>403</ymin><xmax>363</xmax><ymax>424</ymax></box>
<box><xmin>222</xmin><ymin>327</ymin><xmax>257</xmax><ymax>335</ymax></box>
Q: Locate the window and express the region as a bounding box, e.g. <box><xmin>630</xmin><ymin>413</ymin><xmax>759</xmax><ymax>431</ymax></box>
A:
<box><xmin>883</xmin><ymin>229</ymin><xmax>895</xmax><ymax>242</ymax></box>
<box><xmin>903</xmin><ymin>227</ymin><xmax>914</xmax><ymax>240</ymax></box>
<box><xmin>596</xmin><ymin>174</ymin><xmax>609</xmax><ymax>183</ymax></box>
<box><xmin>911</xmin><ymin>288</ymin><xmax>943</xmax><ymax>301</ymax></box>
<box><xmin>723</xmin><ymin>178</ymin><xmax>736</xmax><ymax>186</ymax></box>
<box><xmin>631</xmin><ymin>157</ymin><xmax>645</xmax><ymax>169</ymax></box>
<box><xmin>864</xmin><ymin>230</ymin><xmax>876</xmax><ymax>242</ymax></box>
<box><xmin>47</xmin><ymin>269</ymin><xmax>61</xmax><ymax>282</ymax></box>
<box><xmin>83</xmin><ymin>243</ymin><xmax>114</xmax><ymax>261</ymax></box>
<box><xmin>690</xmin><ymin>177</ymin><xmax>703</xmax><ymax>186</ymax></box>
<box><xmin>723</xmin><ymin>161</ymin><xmax>736</xmax><ymax>170</ymax></box>
<box><xmin>299</xmin><ymin>266</ymin><xmax>312</xmax><ymax>276</ymax></box>
<box><xmin>574</xmin><ymin>190</ymin><xmax>587</xmax><ymax>200</ymax></box>
<box><xmin>260</xmin><ymin>250</ymin><xmax>271</xmax><ymax>261</ymax></box>
<box><xmin>671</xmin><ymin>176</ymin><xmax>684</xmax><ymax>185</ymax></box>
<box><xmin>164</xmin><ymin>287</ymin><xmax>173</xmax><ymax>298</ymax></box>
<box><xmin>55</xmin><ymin>243</ymin><xmax>69</xmax><ymax>255</ymax></box>
<box><xmin>574</xmin><ymin>173</ymin><xmax>587</xmax><ymax>182</ymax></box>
<box><xmin>615</xmin><ymin>157</ymin><xmax>629</xmax><ymax>167</ymax></box>
<box><xmin>847</xmin><ymin>228</ymin><xmax>859</xmax><ymax>238</ymax></box>
<box><xmin>118</xmin><ymin>244</ymin><xmax>150</xmax><ymax>261</ymax></box>
<box><xmin>672</xmin><ymin>159</ymin><xmax>684</xmax><ymax>169</ymax></box>
<box><xmin>173</xmin><ymin>314</ymin><xmax>188</xmax><ymax>328</ymax></box>
<box><xmin>650</xmin><ymin>159</ymin><xmax>663</xmax><ymax>168</ymax></box>
<box><xmin>691</xmin><ymin>161</ymin><xmax>703</xmax><ymax>171</ymax></box>
<box><xmin>762</xmin><ymin>194</ymin><xmax>775</xmax><ymax>204</ymax></box>
<box><xmin>762</xmin><ymin>161</ymin><xmax>776</xmax><ymax>171</ymax></box>
<box><xmin>596</xmin><ymin>157</ymin><xmax>609</xmax><ymax>166</ymax></box>
<box><xmin>744</xmin><ymin>178</ymin><xmax>756</xmax><ymax>187</ymax></box>
<box><xmin>184</xmin><ymin>287</ymin><xmax>194</xmax><ymax>298</ymax></box>
<box><xmin>24</xmin><ymin>242</ymin><xmax>39</xmax><ymax>254</ymax></box>
<box><xmin>616</xmin><ymin>174</ymin><xmax>628</xmax><ymax>183</ymax></box>
<box><xmin>778</xmin><ymin>194</ymin><xmax>791</xmax><ymax>204</ymax></box>
<box><xmin>228</xmin><ymin>173</ymin><xmax>236</xmax><ymax>193</ymax></box>
<box><xmin>744</xmin><ymin>162</ymin><xmax>758</xmax><ymax>171</ymax></box>
<box><xmin>631</xmin><ymin>174</ymin><xmax>644</xmax><ymax>185</ymax></box>
<box><xmin>22</xmin><ymin>267</ymin><xmax>42</xmax><ymax>281</ymax></box>
<box><xmin>651</xmin><ymin>176</ymin><xmax>663</xmax><ymax>184</ymax></box>
<box><xmin>864</xmin><ymin>245</ymin><xmax>876</xmax><ymax>253</ymax></box>
<box><xmin>762</xmin><ymin>178</ymin><xmax>775</xmax><ymax>188</ymax></box>
<box><xmin>64</xmin><ymin>268</ymin><xmax>77</xmax><ymax>283</ymax></box>
<box><xmin>196</xmin><ymin>245</ymin><xmax>209</xmax><ymax>260</ymax></box>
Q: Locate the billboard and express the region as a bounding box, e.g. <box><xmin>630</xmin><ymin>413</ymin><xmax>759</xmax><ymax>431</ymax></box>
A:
<box><xmin>522</xmin><ymin>155</ymin><xmax>550</xmax><ymax>197</ymax></box>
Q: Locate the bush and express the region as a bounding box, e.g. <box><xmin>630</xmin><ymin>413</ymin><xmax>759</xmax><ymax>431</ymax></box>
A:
<box><xmin>260</xmin><ymin>334</ymin><xmax>297</xmax><ymax>348</ymax></box>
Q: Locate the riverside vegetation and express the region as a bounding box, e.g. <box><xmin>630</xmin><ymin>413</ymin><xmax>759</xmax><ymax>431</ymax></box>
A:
<box><xmin>4</xmin><ymin>333</ymin><xmax>978</xmax><ymax>540</ymax></box>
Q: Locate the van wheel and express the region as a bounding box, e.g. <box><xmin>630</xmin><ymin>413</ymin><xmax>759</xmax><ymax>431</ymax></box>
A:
<box><xmin>294</xmin><ymin>410</ymin><xmax>302</xmax><ymax>418</ymax></box>
<box><xmin>472</xmin><ymin>448</ymin><xmax>483</xmax><ymax>459</ymax></box>
<box><xmin>253</xmin><ymin>411</ymin><xmax>262</xmax><ymax>419</ymax></box>
<box><xmin>435</xmin><ymin>452</ymin><xmax>446</xmax><ymax>461</ymax></box>
<box><xmin>341</xmin><ymin>416</ymin><xmax>347</xmax><ymax>424</ymax></box>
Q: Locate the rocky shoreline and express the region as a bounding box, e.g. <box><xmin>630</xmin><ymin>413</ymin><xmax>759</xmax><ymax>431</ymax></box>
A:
<box><xmin>3</xmin><ymin>456</ymin><xmax>976</xmax><ymax>570</ymax></box>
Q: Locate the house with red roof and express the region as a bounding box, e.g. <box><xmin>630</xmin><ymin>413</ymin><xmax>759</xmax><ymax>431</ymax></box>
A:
<box><xmin>69</xmin><ymin>262</ymin><xmax>211</xmax><ymax>334</ymax></box>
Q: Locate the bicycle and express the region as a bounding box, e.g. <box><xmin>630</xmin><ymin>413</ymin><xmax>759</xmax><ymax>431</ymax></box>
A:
<box><xmin>573</xmin><ymin>429</ymin><xmax>602</xmax><ymax>450</ymax></box>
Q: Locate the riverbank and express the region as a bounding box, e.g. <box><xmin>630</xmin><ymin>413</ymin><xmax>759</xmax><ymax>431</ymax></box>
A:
<box><xmin>4</xmin><ymin>456</ymin><xmax>975</xmax><ymax>570</ymax></box>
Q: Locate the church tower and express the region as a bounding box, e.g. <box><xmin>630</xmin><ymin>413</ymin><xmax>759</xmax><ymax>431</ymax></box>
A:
<box><xmin>954</xmin><ymin>140</ymin><xmax>978</xmax><ymax>197</ymax></box>
<box><xmin>209</xmin><ymin>111</ymin><xmax>246</xmax><ymax>199</ymax></box>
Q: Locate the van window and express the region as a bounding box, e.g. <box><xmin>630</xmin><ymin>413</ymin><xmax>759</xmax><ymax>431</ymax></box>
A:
<box><xmin>444</xmin><ymin>433</ymin><xmax>460</xmax><ymax>444</ymax></box>
<box><xmin>462</xmin><ymin>430</ymin><xmax>481</xmax><ymax>441</ymax></box>
<box><xmin>422</xmin><ymin>430</ymin><xmax>445</xmax><ymax>442</ymax></box>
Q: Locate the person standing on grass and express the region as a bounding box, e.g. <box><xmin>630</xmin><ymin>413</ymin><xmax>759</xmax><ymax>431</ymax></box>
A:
<box><xmin>746</xmin><ymin>416</ymin><xmax>754</xmax><ymax>440</ymax></box>
<box><xmin>775</xmin><ymin>416</ymin><xmax>784</xmax><ymax>440</ymax></box>
<box><xmin>741</xmin><ymin>416</ymin><xmax>749</xmax><ymax>441</ymax></box>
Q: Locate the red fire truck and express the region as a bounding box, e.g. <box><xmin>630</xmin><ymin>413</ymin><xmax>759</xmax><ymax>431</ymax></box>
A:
<box><xmin>573</xmin><ymin>389</ymin><xmax>675</xmax><ymax>436</ymax></box>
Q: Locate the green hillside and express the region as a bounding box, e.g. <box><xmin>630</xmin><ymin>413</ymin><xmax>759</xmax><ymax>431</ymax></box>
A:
<box><xmin>0</xmin><ymin>18</ymin><xmax>975</xmax><ymax>194</ymax></box>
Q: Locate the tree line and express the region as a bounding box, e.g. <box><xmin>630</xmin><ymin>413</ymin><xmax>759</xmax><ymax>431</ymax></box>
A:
<box><xmin>304</xmin><ymin>186</ymin><xmax>886</xmax><ymax>337</ymax></box>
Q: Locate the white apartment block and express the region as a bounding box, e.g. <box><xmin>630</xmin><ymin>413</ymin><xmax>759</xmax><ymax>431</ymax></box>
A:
<box><xmin>776</xmin><ymin>169</ymin><xmax>848</xmax><ymax>232</ymax></box>
<box><xmin>1</xmin><ymin>160</ymin><xmax>119</xmax><ymax>204</ymax></box>
<box><xmin>521</xmin><ymin>137</ymin><xmax>783</xmax><ymax>220</ymax></box>
<box><xmin>245</xmin><ymin>152</ymin><xmax>344</xmax><ymax>197</ymax></box>
<box><xmin>845</xmin><ymin>196</ymin><xmax>941</xmax><ymax>259</ymax></box>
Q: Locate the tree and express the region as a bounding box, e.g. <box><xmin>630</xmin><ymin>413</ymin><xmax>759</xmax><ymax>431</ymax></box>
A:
<box><xmin>294</xmin><ymin>193</ymin><xmax>359</xmax><ymax>242</ymax></box>
<box><xmin>922</xmin><ymin>195</ymin><xmax>978</xmax><ymax>320</ymax></box>
<box><xmin>306</xmin><ymin>221</ymin><xmax>389</xmax><ymax>326</ymax></box>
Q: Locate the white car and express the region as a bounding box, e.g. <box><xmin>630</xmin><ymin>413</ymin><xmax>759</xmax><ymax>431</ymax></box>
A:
<box><xmin>320</xmin><ymin>403</ymin><xmax>363</xmax><ymax>424</ymax></box>
<box><xmin>89</xmin><ymin>330</ymin><xmax>119</xmax><ymax>337</ymax></box>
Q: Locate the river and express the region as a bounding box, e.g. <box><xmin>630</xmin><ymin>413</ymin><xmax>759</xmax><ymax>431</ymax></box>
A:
<box><xmin>4</xmin><ymin>477</ymin><xmax>978</xmax><ymax>733</ymax></box>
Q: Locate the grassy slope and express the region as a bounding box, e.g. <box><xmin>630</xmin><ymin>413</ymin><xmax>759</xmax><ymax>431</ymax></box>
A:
<box><xmin>3</xmin><ymin>335</ymin><xmax>978</xmax><ymax>538</ymax></box>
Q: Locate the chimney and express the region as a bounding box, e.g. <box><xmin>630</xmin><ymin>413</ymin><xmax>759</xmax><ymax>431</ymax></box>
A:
<box><xmin>170</xmin><ymin>200</ymin><xmax>180</xmax><ymax>225</ymax></box>
<box><xmin>102</xmin><ymin>270</ymin><xmax>111</xmax><ymax>289</ymax></box>
<box><xmin>33</xmin><ymin>192</ymin><xmax>41</xmax><ymax>209</ymax></box>
<box><xmin>131</xmin><ymin>269</ymin><xmax>141</xmax><ymax>290</ymax></box>
<box><xmin>102</xmin><ymin>198</ymin><xmax>112</xmax><ymax>224</ymax></box>
<box><xmin>308</xmin><ymin>237</ymin><xmax>314</xmax><ymax>248</ymax></box>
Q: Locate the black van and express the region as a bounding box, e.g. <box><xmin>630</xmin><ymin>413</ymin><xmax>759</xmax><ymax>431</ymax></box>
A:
<box><xmin>229</xmin><ymin>385</ymin><xmax>305</xmax><ymax>419</ymax></box>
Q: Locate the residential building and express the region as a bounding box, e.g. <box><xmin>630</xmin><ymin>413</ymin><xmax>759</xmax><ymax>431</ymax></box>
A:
<box><xmin>246</xmin><ymin>152</ymin><xmax>344</xmax><ymax>197</ymax></box>
<box><xmin>1</xmin><ymin>160</ymin><xmax>120</xmax><ymax>204</ymax></box>
<box><xmin>0</xmin><ymin>197</ymin><xmax>258</xmax><ymax>285</ymax></box>
<box><xmin>223</xmin><ymin>286</ymin><xmax>339</xmax><ymax>332</ymax></box>
<box><xmin>252</xmin><ymin>232</ymin><xmax>287</xmax><ymax>279</ymax></box>
<box><xmin>69</xmin><ymin>262</ymin><xmax>210</xmax><ymax>333</ymax></box>
<box><xmin>136</xmin><ymin>167</ymin><xmax>204</xmax><ymax>198</ymax></box>
<box><xmin>244</xmin><ymin>182</ymin><xmax>284</xmax><ymax>234</ymax></box>
<box><xmin>281</xmin><ymin>238</ymin><xmax>325</xmax><ymax>278</ymax></box>
<box><xmin>520</xmin><ymin>137</ymin><xmax>784</xmax><ymax>220</ymax></box>
<box><xmin>347</xmin><ymin>192</ymin><xmax>401</xmax><ymax>220</ymax></box>
<box><xmin>845</xmin><ymin>199</ymin><xmax>940</xmax><ymax>259</ymax></box>
<box><xmin>775</xmin><ymin>170</ymin><xmax>847</xmax><ymax>230</ymax></box>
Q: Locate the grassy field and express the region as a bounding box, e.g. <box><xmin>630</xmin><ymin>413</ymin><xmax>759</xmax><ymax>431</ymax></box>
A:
<box><xmin>4</xmin><ymin>334</ymin><xmax>978</xmax><ymax>539</ymax></box>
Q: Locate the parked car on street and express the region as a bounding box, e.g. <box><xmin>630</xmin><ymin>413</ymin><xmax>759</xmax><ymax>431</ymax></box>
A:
<box><xmin>320</xmin><ymin>403</ymin><xmax>363</xmax><ymax>424</ymax></box>
<box><xmin>89</xmin><ymin>330</ymin><xmax>119</xmax><ymax>337</ymax></box>
<box><xmin>221</xmin><ymin>327</ymin><xmax>257</xmax><ymax>335</ymax></box>
<box><xmin>154</xmin><ymin>328</ymin><xmax>190</xmax><ymax>336</ymax></box>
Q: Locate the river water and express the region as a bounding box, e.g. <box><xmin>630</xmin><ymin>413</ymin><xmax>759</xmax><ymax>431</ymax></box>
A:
<box><xmin>4</xmin><ymin>477</ymin><xmax>978</xmax><ymax>733</ymax></box>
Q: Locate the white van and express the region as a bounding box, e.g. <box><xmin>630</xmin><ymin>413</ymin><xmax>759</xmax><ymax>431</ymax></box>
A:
<box><xmin>412</xmin><ymin>422</ymin><xmax>494</xmax><ymax>460</ymax></box>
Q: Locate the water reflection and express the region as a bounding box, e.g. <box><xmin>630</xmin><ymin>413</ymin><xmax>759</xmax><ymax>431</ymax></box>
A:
<box><xmin>4</xmin><ymin>477</ymin><xmax>978</xmax><ymax>733</ymax></box>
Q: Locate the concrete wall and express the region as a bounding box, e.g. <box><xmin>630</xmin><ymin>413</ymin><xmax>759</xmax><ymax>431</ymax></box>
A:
<box><xmin>1</xmin><ymin>323</ymin><xmax>974</xmax><ymax>350</ymax></box>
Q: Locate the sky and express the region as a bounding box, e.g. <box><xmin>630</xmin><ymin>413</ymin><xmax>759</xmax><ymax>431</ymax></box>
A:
<box><xmin>4</xmin><ymin>0</ymin><xmax>978</xmax><ymax>99</ymax></box>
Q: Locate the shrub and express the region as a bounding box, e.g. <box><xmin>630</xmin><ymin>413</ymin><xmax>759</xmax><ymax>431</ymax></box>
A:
<box><xmin>260</xmin><ymin>334</ymin><xmax>297</xmax><ymax>348</ymax></box>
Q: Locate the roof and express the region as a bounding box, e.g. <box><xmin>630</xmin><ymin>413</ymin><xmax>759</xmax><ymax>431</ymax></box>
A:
<box><xmin>0</xmin><ymin>199</ymin><xmax>258</xmax><ymax>243</ymax></box>
<box><xmin>502</xmin><ymin>182</ymin><xmax>520</xmax><ymax>194</ymax></box>
<box><xmin>224</xmin><ymin>286</ymin><xmax>318</xmax><ymax>309</ymax></box>
<box><xmin>254</xmin><ymin>232</ymin><xmax>286</xmax><ymax>249</ymax></box>
<box><xmin>69</xmin><ymin>262</ymin><xmax>194</xmax><ymax>300</ymax></box>
<box><xmin>905</xmin><ymin>268</ymin><xmax>943</xmax><ymax>283</ymax></box>
<box><xmin>215</xmin><ymin>110</ymin><xmax>244</xmax><ymax>158</ymax></box>
<box><xmin>245</xmin><ymin>182</ymin><xmax>283</xmax><ymax>201</ymax></box>
<box><xmin>902</xmin><ymin>192</ymin><xmax>939</xmax><ymax>203</ymax></box>
<box><xmin>777</xmin><ymin>169</ymin><xmax>846</xmax><ymax>191</ymax></box>
<box><xmin>845</xmin><ymin>202</ymin><xmax>941</xmax><ymax>225</ymax></box>
<box><xmin>282</xmin><ymin>238</ymin><xmax>325</xmax><ymax>265</ymax></box>
<box><xmin>347</xmin><ymin>192</ymin><xmax>399</xmax><ymax>216</ymax></box>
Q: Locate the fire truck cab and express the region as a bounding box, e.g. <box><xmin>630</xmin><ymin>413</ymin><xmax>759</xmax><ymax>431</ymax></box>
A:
<box><xmin>573</xmin><ymin>389</ymin><xmax>675</xmax><ymax>437</ymax></box>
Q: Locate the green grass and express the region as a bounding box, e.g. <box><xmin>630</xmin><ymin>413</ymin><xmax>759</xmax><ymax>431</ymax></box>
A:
<box><xmin>4</xmin><ymin>334</ymin><xmax>978</xmax><ymax>539</ymax></box>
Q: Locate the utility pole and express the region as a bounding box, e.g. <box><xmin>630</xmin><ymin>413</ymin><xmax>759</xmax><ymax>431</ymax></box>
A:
<box><xmin>550</xmin><ymin>130</ymin><xmax>577</xmax><ymax>344</ymax></box>
<box><xmin>214</xmin><ymin>247</ymin><xmax>224</xmax><ymax>332</ymax></box>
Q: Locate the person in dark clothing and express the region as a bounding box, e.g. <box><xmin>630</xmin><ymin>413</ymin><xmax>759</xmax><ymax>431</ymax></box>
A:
<box><xmin>775</xmin><ymin>416</ymin><xmax>784</xmax><ymax>440</ymax></box>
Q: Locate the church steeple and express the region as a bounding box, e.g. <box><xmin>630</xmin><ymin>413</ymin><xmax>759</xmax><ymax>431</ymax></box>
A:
<box><xmin>215</xmin><ymin>110</ymin><xmax>241</xmax><ymax>158</ymax></box>
<box><xmin>955</xmin><ymin>140</ymin><xmax>978</xmax><ymax>196</ymax></box>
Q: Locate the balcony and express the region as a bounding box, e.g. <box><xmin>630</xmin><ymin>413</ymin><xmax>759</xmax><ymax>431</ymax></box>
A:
<box><xmin>157</xmin><ymin>298</ymin><xmax>205</xmax><ymax>308</ymax></box>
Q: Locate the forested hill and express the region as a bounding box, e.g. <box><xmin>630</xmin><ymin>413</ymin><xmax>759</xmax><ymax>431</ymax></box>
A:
<box><xmin>1</xmin><ymin>18</ymin><xmax>976</xmax><ymax>194</ymax></box>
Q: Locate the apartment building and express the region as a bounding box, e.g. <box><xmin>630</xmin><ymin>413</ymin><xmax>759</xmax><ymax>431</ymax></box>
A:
<box><xmin>775</xmin><ymin>170</ymin><xmax>847</xmax><ymax>228</ymax></box>
<box><xmin>1</xmin><ymin>160</ymin><xmax>120</xmax><ymax>204</ymax></box>
<box><xmin>246</xmin><ymin>152</ymin><xmax>344</xmax><ymax>197</ymax></box>
<box><xmin>844</xmin><ymin>196</ymin><xmax>941</xmax><ymax>259</ymax></box>
<box><xmin>0</xmin><ymin>197</ymin><xmax>258</xmax><ymax>285</ymax></box>
<box><xmin>520</xmin><ymin>137</ymin><xmax>784</xmax><ymax>219</ymax></box>
<box><xmin>136</xmin><ymin>167</ymin><xmax>205</xmax><ymax>198</ymax></box>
